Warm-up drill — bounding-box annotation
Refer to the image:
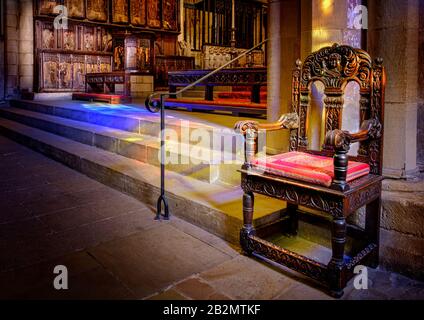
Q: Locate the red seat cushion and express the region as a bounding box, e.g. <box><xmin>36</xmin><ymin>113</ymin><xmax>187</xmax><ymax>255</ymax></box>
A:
<box><xmin>252</xmin><ymin>151</ymin><xmax>370</xmax><ymax>187</ymax></box>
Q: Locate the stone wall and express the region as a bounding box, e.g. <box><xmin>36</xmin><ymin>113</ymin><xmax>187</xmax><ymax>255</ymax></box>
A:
<box><xmin>130</xmin><ymin>75</ymin><xmax>154</xmax><ymax>99</ymax></box>
<box><xmin>380</xmin><ymin>178</ymin><xmax>424</xmax><ymax>280</ymax></box>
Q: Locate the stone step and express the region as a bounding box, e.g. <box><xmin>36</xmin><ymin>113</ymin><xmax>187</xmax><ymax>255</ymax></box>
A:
<box><xmin>0</xmin><ymin>107</ymin><xmax>242</xmax><ymax>186</ymax></box>
<box><xmin>0</xmin><ymin>118</ymin><xmax>286</xmax><ymax>244</ymax></box>
<box><xmin>10</xmin><ymin>100</ymin><xmax>245</xmax><ymax>154</ymax></box>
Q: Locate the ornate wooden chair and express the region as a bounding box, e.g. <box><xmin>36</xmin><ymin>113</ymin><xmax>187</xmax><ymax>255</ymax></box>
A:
<box><xmin>234</xmin><ymin>44</ymin><xmax>385</xmax><ymax>297</ymax></box>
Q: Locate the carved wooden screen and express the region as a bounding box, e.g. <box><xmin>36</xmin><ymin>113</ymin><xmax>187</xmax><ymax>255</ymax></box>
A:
<box><xmin>36</xmin><ymin>20</ymin><xmax>113</xmax><ymax>92</ymax></box>
<box><xmin>290</xmin><ymin>44</ymin><xmax>385</xmax><ymax>175</ymax></box>
<box><xmin>183</xmin><ymin>0</ymin><xmax>266</xmax><ymax>51</ymax></box>
<box><xmin>34</xmin><ymin>0</ymin><xmax>180</xmax><ymax>92</ymax></box>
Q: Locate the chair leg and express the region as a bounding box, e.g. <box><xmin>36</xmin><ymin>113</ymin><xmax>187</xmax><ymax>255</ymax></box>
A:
<box><xmin>240</xmin><ymin>191</ymin><xmax>255</xmax><ymax>255</ymax></box>
<box><xmin>328</xmin><ymin>216</ymin><xmax>347</xmax><ymax>298</ymax></box>
<box><xmin>365</xmin><ymin>196</ymin><xmax>381</xmax><ymax>268</ymax></box>
<box><xmin>286</xmin><ymin>203</ymin><xmax>298</xmax><ymax>236</ymax></box>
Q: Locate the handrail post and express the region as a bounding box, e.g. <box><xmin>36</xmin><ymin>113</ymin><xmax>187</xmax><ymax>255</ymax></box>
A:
<box><xmin>154</xmin><ymin>93</ymin><xmax>170</xmax><ymax>220</ymax></box>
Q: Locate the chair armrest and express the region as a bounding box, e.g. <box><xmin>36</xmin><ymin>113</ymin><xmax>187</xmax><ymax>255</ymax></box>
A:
<box><xmin>234</xmin><ymin>113</ymin><xmax>299</xmax><ymax>166</ymax></box>
<box><xmin>324</xmin><ymin>118</ymin><xmax>382</xmax><ymax>191</ymax></box>
<box><xmin>324</xmin><ymin>118</ymin><xmax>382</xmax><ymax>152</ymax></box>
<box><xmin>234</xmin><ymin>112</ymin><xmax>299</xmax><ymax>135</ymax></box>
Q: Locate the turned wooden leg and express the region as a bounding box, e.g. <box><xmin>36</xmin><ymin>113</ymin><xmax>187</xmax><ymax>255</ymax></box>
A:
<box><xmin>365</xmin><ymin>196</ymin><xmax>381</xmax><ymax>268</ymax></box>
<box><xmin>328</xmin><ymin>216</ymin><xmax>347</xmax><ymax>298</ymax></box>
<box><xmin>240</xmin><ymin>191</ymin><xmax>255</xmax><ymax>255</ymax></box>
<box><xmin>286</xmin><ymin>203</ymin><xmax>298</xmax><ymax>236</ymax></box>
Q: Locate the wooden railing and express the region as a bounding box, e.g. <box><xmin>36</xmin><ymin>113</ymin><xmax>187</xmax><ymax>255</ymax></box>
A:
<box><xmin>85</xmin><ymin>72</ymin><xmax>130</xmax><ymax>96</ymax></box>
<box><xmin>168</xmin><ymin>67</ymin><xmax>266</xmax><ymax>103</ymax></box>
<box><xmin>154</xmin><ymin>55</ymin><xmax>195</xmax><ymax>89</ymax></box>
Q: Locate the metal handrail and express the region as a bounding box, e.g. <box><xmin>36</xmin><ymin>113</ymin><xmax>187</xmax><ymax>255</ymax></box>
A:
<box><xmin>144</xmin><ymin>39</ymin><xmax>269</xmax><ymax>220</ymax></box>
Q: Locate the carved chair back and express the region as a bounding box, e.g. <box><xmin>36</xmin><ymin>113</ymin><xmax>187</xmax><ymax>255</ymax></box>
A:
<box><xmin>290</xmin><ymin>43</ymin><xmax>385</xmax><ymax>175</ymax></box>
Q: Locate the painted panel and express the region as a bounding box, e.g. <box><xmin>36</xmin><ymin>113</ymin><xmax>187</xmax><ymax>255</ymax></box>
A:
<box><xmin>112</xmin><ymin>0</ymin><xmax>129</xmax><ymax>23</ymax></box>
<box><xmin>66</xmin><ymin>0</ymin><xmax>85</xmax><ymax>19</ymax></box>
<box><xmin>130</xmin><ymin>0</ymin><xmax>146</xmax><ymax>26</ymax></box>
<box><xmin>59</xmin><ymin>54</ymin><xmax>73</xmax><ymax>89</ymax></box>
<box><xmin>72</xmin><ymin>55</ymin><xmax>86</xmax><ymax>91</ymax></box>
<box><xmin>163</xmin><ymin>0</ymin><xmax>177</xmax><ymax>30</ymax></box>
<box><xmin>42</xmin><ymin>53</ymin><xmax>59</xmax><ymax>89</ymax></box>
<box><xmin>38</xmin><ymin>0</ymin><xmax>59</xmax><ymax>15</ymax></box>
<box><xmin>147</xmin><ymin>0</ymin><xmax>161</xmax><ymax>28</ymax></box>
<box><xmin>62</xmin><ymin>24</ymin><xmax>76</xmax><ymax>50</ymax></box>
<box><xmin>86</xmin><ymin>0</ymin><xmax>108</xmax><ymax>22</ymax></box>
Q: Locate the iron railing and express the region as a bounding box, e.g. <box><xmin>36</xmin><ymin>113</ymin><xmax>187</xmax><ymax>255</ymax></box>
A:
<box><xmin>145</xmin><ymin>38</ymin><xmax>268</xmax><ymax>220</ymax></box>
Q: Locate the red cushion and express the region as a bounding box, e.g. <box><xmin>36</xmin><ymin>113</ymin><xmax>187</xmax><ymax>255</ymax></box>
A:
<box><xmin>252</xmin><ymin>151</ymin><xmax>370</xmax><ymax>187</ymax></box>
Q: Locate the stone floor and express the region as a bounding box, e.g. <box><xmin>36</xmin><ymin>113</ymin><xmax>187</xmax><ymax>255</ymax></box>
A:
<box><xmin>0</xmin><ymin>135</ymin><xmax>423</xmax><ymax>300</ymax></box>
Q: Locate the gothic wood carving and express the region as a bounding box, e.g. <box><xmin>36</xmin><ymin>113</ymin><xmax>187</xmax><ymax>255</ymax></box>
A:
<box><xmin>241</xmin><ymin>173</ymin><xmax>344</xmax><ymax>218</ymax></box>
<box><xmin>242</xmin><ymin>233</ymin><xmax>328</xmax><ymax>283</ymax></box>
<box><xmin>290</xmin><ymin>43</ymin><xmax>385</xmax><ymax>175</ymax></box>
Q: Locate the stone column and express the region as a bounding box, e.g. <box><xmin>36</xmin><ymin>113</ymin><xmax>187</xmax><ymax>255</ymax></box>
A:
<box><xmin>5</xmin><ymin>0</ymin><xmax>19</xmax><ymax>98</ymax></box>
<box><xmin>4</xmin><ymin>0</ymin><xmax>33</xmax><ymax>99</ymax></box>
<box><xmin>266</xmin><ymin>0</ymin><xmax>300</xmax><ymax>154</ymax></box>
<box><xmin>368</xmin><ymin>0</ymin><xmax>420</xmax><ymax>178</ymax></box>
<box><xmin>0</xmin><ymin>39</ymin><xmax>4</xmax><ymax>101</ymax></box>
<box><xmin>300</xmin><ymin>0</ymin><xmax>363</xmax><ymax>153</ymax></box>
<box><xmin>301</xmin><ymin>0</ymin><xmax>362</xmax><ymax>57</ymax></box>
<box><xmin>18</xmin><ymin>0</ymin><xmax>34</xmax><ymax>93</ymax></box>
<box><xmin>418</xmin><ymin>1</ymin><xmax>424</xmax><ymax>171</ymax></box>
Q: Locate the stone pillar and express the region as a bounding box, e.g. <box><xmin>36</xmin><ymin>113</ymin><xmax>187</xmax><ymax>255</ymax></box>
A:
<box><xmin>5</xmin><ymin>0</ymin><xmax>33</xmax><ymax>99</ymax></box>
<box><xmin>266</xmin><ymin>0</ymin><xmax>300</xmax><ymax>154</ymax></box>
<box><xmin>416</xmin><ymin>0</ymin><xmax>423</xmax><ymax>171</ymax></box>
<box><xmin>18</xmin><ymin>0</ymin><xmax>34</xmax><ymax>93</ymax></box>
<box><xmin>368</xmin><ymin>0</ymin><xmax>420</xmax><ymax>178</ymax></box>
<box><xmin>299</xmin><ymin>0</ymin><xmax>363</xmax><ymax>153</ymax></box>
<box><xmin>5</xmin><ymin>0</ymin><xmax>19</xmax><ymax>98</ymax></box>
<box><xmin>301</xmin><ymin>0</ymin><xmax>362</xmax><ymax>57</ymax></box>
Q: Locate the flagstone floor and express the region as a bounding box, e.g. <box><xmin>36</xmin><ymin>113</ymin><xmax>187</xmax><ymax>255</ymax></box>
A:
<box><xmin>0</xmin><ymin>135</ymin><xmax>423</xmax><ymax>300</ymax></box>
